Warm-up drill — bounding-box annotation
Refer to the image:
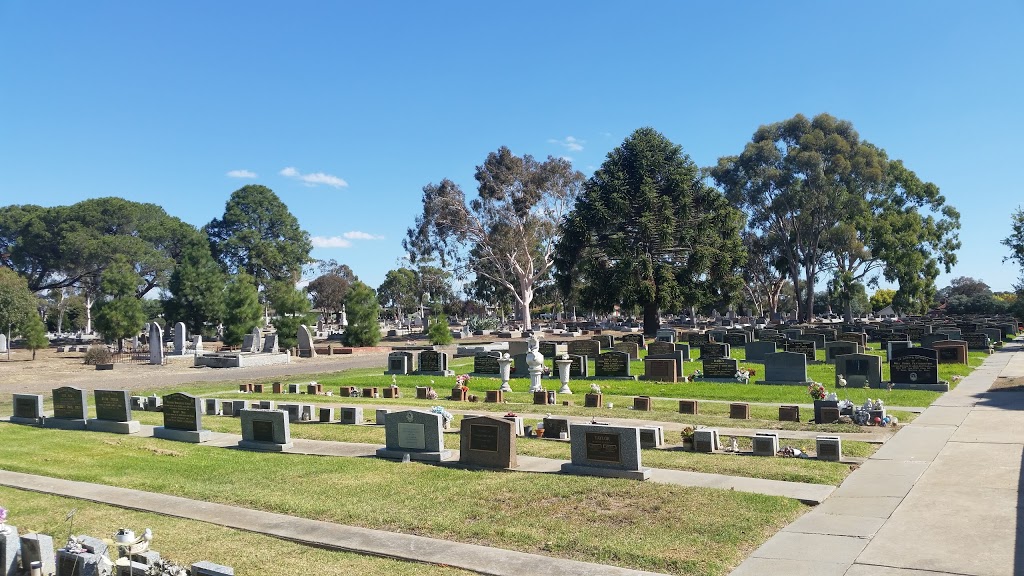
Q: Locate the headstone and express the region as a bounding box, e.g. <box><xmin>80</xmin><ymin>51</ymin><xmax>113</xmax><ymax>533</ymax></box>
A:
<box><xmin>173</xmin><ymin>321</ymin><xmax>187</xmax><ymax>354</ymax></box>
<box><xmin>886</xmin><ymin>340</ymin><xmax>913</xmax><ymax>363</ymax></box>
<box><xmin>87</xmin><ymin>389</ymin><xmax>140</xmax><ymax>434</ymax></box>
<box><xmin>472</xmin><ymin>353</ymin><xmax>500</xmax><ymax>375</ymax></box>
<box><xmin>638</xmin><ymin>426</ymin><xmax>665</xmax><ymax>448</ymax></box>
<box><xmin>795</xmin><ymin>333</ymin><xmax>826</xmax><ymax>350</ymax></box>
<box><xmin>538</xmin><ymin>341</ymin><xmax>568</xmax><ymax>358</ymax></box>
<box><xmin>933</xmin><ymin>340</ymin><xmax>968</xmax><ymax>365</ymax></box>
<box><xmin>613</xmin><ymin>341</ymin><xmax>639</xmax><ymax>360</ymax></box>
<box><xmin>693</xmin><ymin>428</ymin><xmax>721</xmax><ymax>452</ymax></box>
<box><xmin>592</xmin><ymin>334</ymin><xmax>614</xmax><ymax>349</ymax></box>
<box><xmin>890</xmin><ymin>348</ymin><xmax>945</xmax><ymax>390</ymax></box>
<box><xmin>560</xmin><ymin>424</ymin><xmax>650</xmax><ymax>480</ymax></box>
<box><xmin>193</xmin><ymin>334</ymin><xmax>204</xmax><ymax>352</ymax></box>
<box><xmin>375</xmin><ymin>409</ymin><xmax>390</xmax><ymax>424</ymax></box>
<box><xmin>45</xmin><ymin>386</ymin><xmax>88</xmax><ymax>430</ymax></box>
<box><xmin>643</xmin><ymin>358</ymin><xmax>676</xmax><ymax>382</ymax></box>
<box><xmin>297</xmin><ymin>324</ymin><xmax>317</xmax><ymax>357</ymax></box>
<box><xmin>745</xmin><ymin>341</ymin><xmax>777</xmax><ymax>363</ymax></box>
<box><xmin>678</xmin><ymin>399</ymin><xmax>698</xmax><ymax>414</ymax></box>
<box><xmin>567</xmin><ymin>339</ymin><xmax>600</xmax><ymax>358</ymax></box>
<box><xmin>646</xmin><ymin>340</ymin><xmax>675</xmax><ymax>356</ymax></box>
<box><xmin>620</xmin><ymin>333</ymin><xmax>646</xmax><ymax>350</ymax></box>
<box><xmin>730</xmin><ymin>402</ymin><xmax>750</xmax><ymax>419</ymax></box>
<box><xmin>149</xmin><ymin>322</ymin><xmax>164</xmax><ymax>365</ymax></box>
<box><xmin>687</xmin><ymin>332</ymin><xmax>710</xmax><ymax>346</ymax></box>
<box><xmin>785</xmin><ymin>340</ymin><xmax>816</xmax><ymax>363</ymax></box>
<box><xmin>920</xmin><ymin>332</ymin><xmax>950</xmax><ymax>349</ymax></box>
<box><xmin>646</xmin><ymin>351</ymin><xmax>686</xmax><ymax>377</ymax></box>
<box><xmin>778</xmin><ymin>405</ymin><xmax>800</xmax><ymax>422</ymax></box>
<box><xmin>708</xmin><ymin>329</ymin><xmax>728</xmax><ymax>343</ymax></box>
<box><xmin>261</xmin><ymin>334</ymin><xmax>279</xmax><ymax>354</ymax></box>
<box><xmin>386</xmin><ymin>351</ymin><xmax>413</xmax><ymax>375</ymax></box>
<box><xmin>20</xmin><ymin>534</ymin><xmax>56</xmax><ymax>576</ymax></box>
<box><xmin>701</xmin><ymin>357</ymin><xmax>739</xmax><ymax>380</ymax></box>
<box><xmin>962</xmin><ymin>332</ymin><xmax>989</xmax><ymax>350</ymax></box>
<box><xmin>834</xmin><ymin>353</ymin><xmax>883</xmax><ymax>389</ymax></box>
<box><xmin>752</xmin><ymin>432</ymin><xmax>779</xmax><ymax>456</ymax></box>
<box><xmin>0</xmin><ymin>524</ymin><xmax>19</xmax><ymax>576</ymax></box>
<box><xmin>318</xmin><ymin>407</ymin><xmax>335</xmax><ymax>422</ymax></box>
<box><xmin>377</xmin><ymin>410</ymin><xmax>452</xmax><ymax>462</ymax></box>
<box><xmin>153</xmin><ymin>392</ymin><xmax>211</xmax><ymax>442</ymax></box>
<box><xmin>340</xmin><ymin>406</ymin><xmax>364</xmax><ymax>425</ymax></box>
<box><xmin>724</xmin><ymin>332</ymin><xmax>748</xmax><ymax>347</ymax></box>
<box><xmin>595</xmin><ymin>351</ymin><xmax>631</xmax><ymax>378</ymax></box>
<box><xmin>417</xmin><ymin>350</ymin><xmax>453</xmax><ymax>376</ymax></box>
<box><xmin>204</xmin><ymin>398</ymin><xmax>221</xmax><ymax>416</ymax></box>
<box><xmin>11</xmin><ymin>393</ymin><xmax>44</xmax><ymax>424</ymax></box>
<box><xmin>816</xmin><ymin>435</ymin><xmax>843</xmax><ymax>461</ymax></box>
<box><xmin>839</xmin><ymin>332</ymin><xmax>867</xmax><ymax>348</ymax></box>
<box><xmin>824</xmin><ymin>341</ymin><xmax>858</xmax><ymax>364</ymax></box>
<box><xmin>757</xmin><ymin>351</ymin><xmax>811</xmax><ymax>385</ymax></box>
<box><xmin>672</xmin><ymin>342</ymin><xmax>691</xmax><ymax>360</ymax></box>
<box><xmin>0</xmin><ymin>334</ymin><xmax>6</xmax><ymax>353</ymax></box>
<box><xmin>511</xmin><ymin>353</ymin><xmax>529</xmax><ymax>377</ymax></box>
<box><xmin>542</xmin><ymin>417</ymin><xmax>571</xmax><ymax>439</ymax></box>
<box><xmin>249</xmin><ymin>327</ymin><xmax>263</xmax><ymax>352</ymax></box>
<box><xmin>934</xmin><ymin>328</ymin><xmax>962</xmax><ymax>340</ymax></box>
<box><xmin>239</xmin><ymin>409</ymin><xmax>293</xmax><ymax>451</ymax></box>
<box><xmin>699</xmin><ymin>342</ymin><xmax>730</xmax><ymax>360</ymax></box>
<box><xmin>655</xmin><ymin>329</ymin><xmax>676</xmax><ymax>343</ymax></box>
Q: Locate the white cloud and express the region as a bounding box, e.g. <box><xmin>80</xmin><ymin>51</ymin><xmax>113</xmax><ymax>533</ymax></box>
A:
<box><xmin>279</xmin><ymin>166</ymin><xmax>349</xmax><ymax>188</ymax></box>
<box><xmin>310</xmin><ymin>236</ymin><xmax>352</xmax><ymax>248</ymax></box>
<box><xmin>560</xmin><ymin>156</ymin><xmax>574</xmax><ymax>163</ymax></box>
<box><xmin>342</xmin><ymin>231</ymin><xmax>384</xmax><ymax>240</ymax></box>
<box><xmin>226</xmin><ymin>169</ymin><xmax>257</xmax><ymax>178</ymax></box>
<box><xmin>549</xmin><ymin>136</ymin><xmax>584</xmax><ymax>152</ymax></box>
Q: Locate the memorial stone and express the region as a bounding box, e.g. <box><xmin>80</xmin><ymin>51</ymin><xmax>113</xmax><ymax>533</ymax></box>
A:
<box><xmin>701</xmin><ymin>357</ymin><xmax>739</xmax><ymax>379</ymax></box>
<box><xmin>933</xmin><ymin>340</ymin><xmax>968</xmax><ymax>365</ymax></box>
<box><xmin>699</xmin><ymin>342</ymin><xmax>729</xmax><ymax>360</ymax></box>
<box><xmin>620</xmin><ymin>333</ymin><xmax>646</xmax><ymax>350</ymax></box>
<box><xmin>646</xmin><ymin>340</ymin><xmax>675</xmax><ymax>356</ymax></box>
<box><xmin>148</xmin><ymin>322</ymin><xmax>164</xmax><ymax>365</ymax></box>
<box><xmin>153</xmin><ymin>392</ymin><xmax>211</xmax><ymax>442</ymax></box>
<box><xmin>417</xmin><ymin>350</ymin><xmax>453</xmax><ymax>376</ymax></box>
<box><xmin>173</xmin><ymin>321</ymin><xmax>187</xmax><ymax>354</ymax></box>
<box><xmin>10</xmin><ymin>393</ymin><xmax>43</xmax><ymax>424</ymax></box>
<box><xmin>757</xmin><ymin>351</ymin><xmax>811</xmax><ymax>385</ymax></box>
<box><xmin>561</xmin><ymin>424</ymin><xmax>650</xmax><ymax>480</ymax></box>
<box><xmin>834</xmin><ymin>353</ymin><xmax>883</xmax><ymax>389</ymax></box>
<box><xmin>595</xmin><ymin>351</ymin><xmax>631</xmax><ymax>378</ymax></box>
<box><xmin>239</xmin><ymin>409</ymin><xmax>293</xmax><ymax>451</ymax></box>
<box><xmin>567</xmin><ymin>339</ymin><xmax>601</xmax><ymax>358</ymax></box>
<box><xmin>386</xmin><ymin>351</ymin><xmax>413</xmax><ymax>375</ymax></box>
<box><xmin>377</xmin><ymin>410</ymin><xmax>452</xmax><ymax>462</ymax></box>
<box><xmin>824</xmin><ymin>341</ymin><xmax>858</xmax><ymax>363</ymax></box>
<box><xmin>724</xmin><ymin>332</ymin><xmax>748</xmax><ymax>347</ymax></box>
<box><xmin>472</xmin><ymin>353</ymin><xmax>501</xmax><ymax>375</ymax></box>
<box><xmin>643</xmin><ymin>358</ymin><xmax>676</xmax><ymax>382</ymax></box>
<box><xmin>613</xmin><ymin>341</ymin><xmax>639</xmax><ymax>360</ymax></box>
<box><xmin>459</xmin><ymin>416</ymin><xmax>517</xmax><ymax>469</ymax></box>
<box><xmin>87</xmin><ymin>389</ymin><xmax>140</xmax><ymax>434</ymax></box>
<box><xmin>744</xmin><ymin>341</ymin><xmax>777</xmax><ymax>363</ymax></box>
<box><xmin>786</xmin><ymin>340</ymin><xmax>816</xmax><ymax>363</ymax></box>
<box><xmin>890</xmin><ymin>348</ymin><xmax>943</xmax><ymax>390</ymax></box>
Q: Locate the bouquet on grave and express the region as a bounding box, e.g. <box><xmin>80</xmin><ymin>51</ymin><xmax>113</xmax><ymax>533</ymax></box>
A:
<box><xmin>808</xmin><ymin>381</ymin><xmax>827</xmax><ymax>401</ymax></box>
<box><xmin>456</xmin><ymin>373</ymin><xmax>470</xmax><ymax>391</ymax></box>
<box><xmin>430</xmin><ymin>405</ymin><xmax>454</xmax><ymax>428</ymax></box>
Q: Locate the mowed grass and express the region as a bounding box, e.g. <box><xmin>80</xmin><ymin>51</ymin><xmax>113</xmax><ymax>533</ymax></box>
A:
<box><xmin>0</xmin><ymin>486</ymin><xmax>475</xmax><ymax>576</ymax></box>
<box><xmin>0</xmin><ymin>424</ymin><xmax>807</xmax><ymax>576</ymax></box>
<box><xmin>122</xmin><ymin>410</ymin><xmax>870</xmax><ymax>485</ymax></box>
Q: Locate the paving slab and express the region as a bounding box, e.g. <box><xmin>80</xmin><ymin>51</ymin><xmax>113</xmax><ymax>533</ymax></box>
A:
<box><xmin>729</xmin><ymin>557</ymin><xmax>849</xmax><ymax>576</ymax></box>
<box><xmin>950</xmin><ymin>409</ymin><xmax>1024</xmax><ymax>444</ymax></box>
<box><xmin>844</xmin><ymin>566</ymin><xmax>963</xmax><ymax>576</ymax></box>
<box><xmin>856</xmin><ymin>483</ymin><xmax>1019</xmax><ymax>576</ymax></box>
<box><xmin>909</xmin><ymin>406</ymin><xmax>972</xmax><ymax>427</ymax></box>
<box><xmin>868</xmin><ymin>425</ymin><xmax>955</xmax><ymax>462</ymax></box>
<box><xmin>781</xmin><ymin>512</ymin><xmax>884</xmax><ymax>538</ymax></box>
<box><xmin>750</xmin><ymin>532</ymin><xmax>867</xmax><ymax>564</ymax></box>
<box><xmin>922</xmin><ymin>441</ymin><xmax>1022</xmax><ymax>489</ymax></box>
<box><xmin>812</xmin><ymin>496</ymin><xmax>904</xmax><ymax>519</ymax></box>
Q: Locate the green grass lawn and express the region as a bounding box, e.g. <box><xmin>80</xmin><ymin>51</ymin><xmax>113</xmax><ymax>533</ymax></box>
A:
<box><xmin>0</xmin><ymin>486</ymin><xmax>475</xmax><ymax>576</ymax></box>
<box><xmin>0</xmin><ymin>423</ymin><xmax>807</xmax><ymax>576</ymax></box>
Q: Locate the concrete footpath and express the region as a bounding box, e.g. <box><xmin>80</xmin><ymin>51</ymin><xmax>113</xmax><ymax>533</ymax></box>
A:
<box><xmin>731</xmin><ymin>341</ymin><xmax>1024</xmax><ymax>576</ymax></box>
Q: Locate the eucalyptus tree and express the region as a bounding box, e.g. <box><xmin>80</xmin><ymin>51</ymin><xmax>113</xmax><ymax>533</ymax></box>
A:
<box><xmin>404</xmin><ymin>147</ymin><xmax>584</xmax><ymax>330</ymax></box>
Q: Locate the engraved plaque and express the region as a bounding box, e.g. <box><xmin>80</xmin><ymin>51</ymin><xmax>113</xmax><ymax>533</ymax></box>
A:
<box><xmin>469</xmin><ymin>424</ymin><xmax>499</xmax><ymax>452</ymax></box>
<box><xmin>397</xmin><ymin>423</ymin><xmax>426</xmax><ymax>450</ymax></box>
<box><xmin>252</xmin><ymin>419</ymin><xmax>275</xmax><ymax>442</ymax></box>
<box><xmin>585</xmin><ymin>432</ymin><xmax>621</xmax><ymax>463</ymax></box>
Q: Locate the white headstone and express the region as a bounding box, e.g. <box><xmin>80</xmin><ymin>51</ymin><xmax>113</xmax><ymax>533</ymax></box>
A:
<box><xmin>149</xmin><ymin>323</ymin><xmax>164</xmax><ymax>365</ymax></box>
<box><xmin>173</xmin><ymin>321</ymin><xmax>187</xmax><ymax>354</ymax></box>
<box><xmin>249</xmin><ymin>327</ymin><xmax>262</xmax><ymax>353</ymax></box>
<box><xmin>0</xmin><ymin>333</ymin><xmax>7</xmax><ymax>353</ymax></box>
<box><xmin>193</xmin><ymin>335</ymin><xmax>204</xmax><ymax>352</ymax></box>
<box><xmin>297</xmin><ymin>325</ymin><xmax>316</xmax><ymax>357</ymax></box>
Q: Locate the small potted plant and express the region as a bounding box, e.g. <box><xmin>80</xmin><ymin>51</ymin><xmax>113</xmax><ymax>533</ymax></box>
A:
<box><xmin>680</xmin><ymin>426</ymin><xmax>695</xmax><ymax>450</ymax></box>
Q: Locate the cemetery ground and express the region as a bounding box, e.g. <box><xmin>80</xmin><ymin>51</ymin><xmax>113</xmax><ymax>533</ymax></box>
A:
<box><xmin>0</xmin><ymin>337</ymin><xmax>1001</xmax><ymax>575</ymax></box>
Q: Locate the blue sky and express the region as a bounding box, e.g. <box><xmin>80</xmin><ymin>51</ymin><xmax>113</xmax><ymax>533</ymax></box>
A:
<box><xmin>2</xmin><ymin>1</ymin><xmax>1022</xmax><ymax>294</ymax></box>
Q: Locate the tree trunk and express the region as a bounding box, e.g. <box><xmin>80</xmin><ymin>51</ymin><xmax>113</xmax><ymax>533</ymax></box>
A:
<box><xmin>643</xmin><ymin>303</ymin><xmax>659</xmax><ymax>336</ymax></box>
<box><xmin>844</xmin><ymin>299</ymin><xmax>854</xmax><ymax>323</ymax></box>
<box><xmin>85</xmin><ymin>294</ymin><xmax>94</xmax><ymax>334</ymax></box>
<box><xmin>519</xmin><ymin>283</ymin><xmax>533</xmax><ymax>331</ymax></box>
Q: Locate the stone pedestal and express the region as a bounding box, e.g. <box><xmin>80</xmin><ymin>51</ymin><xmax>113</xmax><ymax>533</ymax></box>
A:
<box><xmin>555</xmin><ymin>359</ymin><xmax>573</xmax><ymax>394</ymax></box>
<box><xmin>497</xmin><ymin>357</ymin><xmax>513</xmax><ymax>392</ymax></box>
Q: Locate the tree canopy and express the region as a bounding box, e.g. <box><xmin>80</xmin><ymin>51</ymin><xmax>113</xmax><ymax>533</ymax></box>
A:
<box><xmin>205</xmin><ymin>185</ymin><xmax>313</xmax><ymax>290</ymax></box>
<box><xmin>556</xmin><ymin>127</ymin><xmax>745</xmax><ymax>334</ymax></box>
<box><xmin>165</xmin><ymin>235</ymin><xmax>226</xmax><ymax>336</ymax></box>
<box><xmin>712</xmin><ymin>113</ymin><xmax>959</xmax><ymax>320</ymax></box>
<box><xmin>342</xmin><ymin>281</ymin><xmax>381</xmax><ymax>347</ymax></box>
<box><xmin>404</xmin><ymin>147</ymin><xmax>584</xmax><ymax>330</ymax></box>
<box><xmin>94</xmin><ymin>258</ymin><xmax>146</xmax><ymax>350</ymax></box>
<box><xmin>307</xmin><ymin>265</ymin><xmax>357</xmax><ymax>319</ymax></box>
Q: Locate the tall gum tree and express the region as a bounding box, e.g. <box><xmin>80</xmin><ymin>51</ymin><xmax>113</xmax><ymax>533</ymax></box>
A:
<box><xmin>404</xmin><ymin>147</ymin><xmax>583</xmax><ymax>331</ymax></box>
<box><xmin>555</xmin><ymin>127</ymin><xmax>745</xmax><ymax>335</ymax></box>
<box><xmin>711</xmin><ymin>113</ymin><xmax>959</xmax><ymax>320</ymax></box>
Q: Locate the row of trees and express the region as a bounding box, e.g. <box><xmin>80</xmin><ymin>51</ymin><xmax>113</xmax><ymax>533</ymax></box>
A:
<box><xmin>406</xmin><ymin>113</ymin><xmax>963</xmax><ymax>335</ymax></box>
<box><xmin>0</xmin><ymin>185</ymin><xmax>383</xmax><ymax>352</ymax></box>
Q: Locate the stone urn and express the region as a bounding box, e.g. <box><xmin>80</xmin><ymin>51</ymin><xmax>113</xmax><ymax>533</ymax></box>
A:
<box><xmin>497</xmin><ymin>354</ymin><xmax>513</xmax><ymax>392</ymax></box>
<box><xmin>555</xmin><ymin>356</ymin><xmax>573</xmax><ymax>394</ymax></box>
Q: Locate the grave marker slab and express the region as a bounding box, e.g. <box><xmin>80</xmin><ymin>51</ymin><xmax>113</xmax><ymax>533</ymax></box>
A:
<box><xmin>889</xmin><ymin>348</ymin><xmax>947</xmax><ymax>391</ymax></box>
<box><xmin>757</xmin><ymin>351</ymin><xmax>811</xmax><ymax>385</ymax></box>
<box><xmin>834</xmin><ymin>353</ymin><xmax>883</xmax><ymax>389</ymax></box>
<box><xmin>377</xmin><ymin>410</ymin><xmax>452</xmax><ymax>462</ymax></box>
<box><xmin>933</xmin><ymin>340</ymin><xmax>968</xmax><ymax>365</ymax></box>
<box><xmin>824</xmin><ymin>341</ymin><xmax>858</xmax><ymax>364</ymax></box>
<box><xmin>613</xmin><ymin>341</ymin><xmax>639</xmax><ymax>360</ymax></box>
<box><xmin>785</xmin><ymin>340</ymin><xmax>816</xmax><ymax>363</ymax></box>
<box><xmin>643</xmin><ymin>358</ymin><xmax>676</xmax><ymax>382</ymax></box>
<box><xmin>459</xmin><ymin>416</ymin><xmax>517</xmax><ymax>469</ymax></box>
<box><xmin>699</xmin><ymin>342</ymin><xmax>730</xmax><ymax>360</ymax></box>
<box><xmin>472</xmin><ymin>353</ymin><xmax>500</xmax><ymax>375</ymax></box>
<box><xmin>744</xmin><ymin>341</ymin><xmax>777</xmax><ymax>363</ymax></box>
<box><xmin>153</xmin><ymin>392</ymin><xmax>211</xmax><ymax>442</ymax></box>
<box><xmin>239</xmin><ymin>409</ymin><xmax>293</xmax><ymax>451</ymax></box>
<box><xmin>701</xmin><ymin>357</ymin><xmax>739</xmax><ymax>380</ymax></box>
<box><xmin>595</xmin><ymin>351</ymin><xmax>631</xmax><ymax>378</ymax></box>
<box><xmin>87</xmin><ymin>389</ymin><xmax>140</xmax><ymax>434</ymax></box>
<box><xmin>417</xmin><ymin>350</ymin><xmax>454</xmax><ymax>376</ymax></box>
<box><xmin>561</xmin><ymin>424</ymin><xmax>650</xmax><ymax>480</ymax></box>
<box><xmin>567</xmin><ymin>339</ymin><xmax>601</xmax><ymax>358</ymax></box>
<box><xmin>11</xmin><ymin>393</ymin><xmax>44</xmax><ymax>424</ymax></box>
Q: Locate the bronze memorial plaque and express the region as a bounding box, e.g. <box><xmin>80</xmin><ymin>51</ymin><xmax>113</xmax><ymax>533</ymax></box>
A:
<box><xmin>469</xmin><ymin>423</ymin><xmax>499</xmax><ymax>452</ymax></box>
<box><xmin>585</xmin><ymin>432</ymin><xmax>621</xmax><ymax>463</ymax></box>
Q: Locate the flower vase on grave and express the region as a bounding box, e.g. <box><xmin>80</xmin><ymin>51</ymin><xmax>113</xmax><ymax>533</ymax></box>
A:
<box><xmin>497</xmin><ymin>355</ymin><xmax>513</xmax><ymax>392</ymax></box>
<box><xmin>555</xmin><ymin>356</ymin><xmax>573</xmax><ymax>394</ymax></box>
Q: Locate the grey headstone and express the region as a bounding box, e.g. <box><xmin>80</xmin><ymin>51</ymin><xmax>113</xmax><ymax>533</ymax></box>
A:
<box><xmin>173</xmin><ymin>321</ymin><xmax>187</xmax><ymax>354</ymax></box>
<box><xmin>760</xmin><ymin>351</ymin><xmax>809</xmax><ymax>384</ymax></box>
<box><xmin>261</xmin><ymin>334</ymin><xmax>278</xmax><ymax>354</ymax></box>
<box><xmin>297</xmin><ymin>325</ymin><xmax>316</xmax><ymax>357</ymax></box>
<box><xmin>744</xmin><ymin>341</ymin><xmax>777</xmax><ymax>363</ymax></box>
<box><xmin>377</xmin><ymin>410</ymin><xmax>450</xmax><ymax>461</ymax></box>
<box><xmin>149</xmin><ymin>322</ymin><xmax>164</xmax><ymax>365</ymax></box>
<box><xmin>93</xmin><ymin>390</ymin><xmax>131</xmax><ymax>422</ymax></box>
<box><xmin>20</xmin><ymin>533</ymin><xmax>56</xmax><ymax>576</ymax></box>
<box><xmin>561</xmin><ymin>424</ymin><xmax>650</xmax><ymax>480</ymax></box>
<box><xmin>191</xmin><ymin>561</ymin><xmax>235</xmax><ymax>576</ymax></box>
<box><xmin>1</xmin><ymin>526</ymin><xmax>20</xmax><ymax>576</ymax></box>
<box><xmin>239</xmin><ymin>409</ymin><xmax>292</xmax><ymax>450</ymax></box>
<box><xmin>834</xmin><ymin>353</ymin><xmax>883</xmax><ymax>389</ymax></box>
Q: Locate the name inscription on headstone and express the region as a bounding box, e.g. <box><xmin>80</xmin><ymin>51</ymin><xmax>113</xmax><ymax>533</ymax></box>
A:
<box><xmin>398</xmin><ymin>423</ymin><xmax>426</xmax><ymax>449</ymax></box>
<box><xmin>162</xmin><ymin>393</ymin><xmax>200</xmax><ymax>431</ymax></box>
<box><xmin>474</xmin><ymin>354</ymin><xmax>500</xmax><ymax>374</ymax></box>
<box><xmin>585</xmin><ymin>432</ymin><xmax>621</xmax><ymax>463</ymax></box>
<box><xmin>469</xmin><ymin>424</ymin><xmax>499</xmax><ymax>452</ymax></box>
<box><xmin>252</xmin><ymin>419</ymin><xmax>274</xmax><ymax>442</ymax></box>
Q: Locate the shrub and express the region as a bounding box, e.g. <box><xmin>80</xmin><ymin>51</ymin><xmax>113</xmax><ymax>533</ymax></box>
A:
<box><xmin>428</xmin><ymin>316</ymin><xmax>453</xmax><ymax>345</ymax></box>
<box><xmin>84</xmin><ymin>346</ymin><xmax>112</xmax><ymax>365</ymax></box>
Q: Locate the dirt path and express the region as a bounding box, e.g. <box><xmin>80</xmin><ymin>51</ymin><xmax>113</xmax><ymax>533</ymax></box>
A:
<box><xmin>0</xmin><ymin>348</ymin><xmax>390</xmax><ymax>395</ymax></box>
